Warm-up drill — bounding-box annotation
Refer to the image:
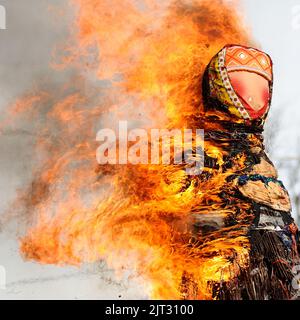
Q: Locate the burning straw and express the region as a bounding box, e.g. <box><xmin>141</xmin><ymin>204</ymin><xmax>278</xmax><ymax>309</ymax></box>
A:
<box><xmin>2</xmin><ymin>0</ymin><xmax>255</xmax><ymax>299</ymax></box>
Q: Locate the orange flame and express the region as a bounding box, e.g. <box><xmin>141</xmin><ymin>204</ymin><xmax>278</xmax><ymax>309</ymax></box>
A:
<box><xmin>3</xmin><ymin>0</ymin><xmax>256</xmax><ymax>299</ymax></box>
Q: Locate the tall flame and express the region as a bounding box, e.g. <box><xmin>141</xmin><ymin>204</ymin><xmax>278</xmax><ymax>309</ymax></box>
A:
<box><xmin>2</xmin><ymin>0</ymin><xmax>256</xmax><ymax>299</ymax></box>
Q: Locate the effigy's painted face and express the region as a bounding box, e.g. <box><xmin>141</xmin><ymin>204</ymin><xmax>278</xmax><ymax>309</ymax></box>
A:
<box><xmin>207</xmin><ymin>44</ymin><xmax>273</xmax><ymax>124</ymax></box>
<box><xmin>228</xmin><ymin>71</ymin><xmax>270</xmax><ymax>119</ymax></box>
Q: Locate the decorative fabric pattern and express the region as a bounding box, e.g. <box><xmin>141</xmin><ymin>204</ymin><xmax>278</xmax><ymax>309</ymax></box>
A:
<box><xmin>225</xmin><ymin>45</ymin><xmax>273</xmax><ymax>81</ymax></box>
<box><xmin>207</xmin><ymin>44</ymin><xmax>273</xmax><ymax>122</ymax></box>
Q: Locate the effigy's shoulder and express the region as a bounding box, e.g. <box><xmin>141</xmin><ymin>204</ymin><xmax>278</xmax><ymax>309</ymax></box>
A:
<box><xmin>236</xmin><ymin>176</ymin><xmax>292</xmax><ymax>212</ymax></box>
<box><xmin>227</xmin><ymin>148</ymin><xmax>292</xmax><ymax>212</ymax></box>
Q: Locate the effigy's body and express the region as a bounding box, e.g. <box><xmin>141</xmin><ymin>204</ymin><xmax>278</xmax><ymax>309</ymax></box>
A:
<box><xmin>185</xmin><ymin>45</ymin><xmax>300</xmax><ymax>300</ymax></box>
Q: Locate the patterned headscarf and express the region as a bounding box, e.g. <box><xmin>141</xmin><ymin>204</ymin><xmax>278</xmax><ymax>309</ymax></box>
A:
<box><xmin>206</xmin><ymin>44</ymin><xmax>273</xmax><ymax>123</ymax></box>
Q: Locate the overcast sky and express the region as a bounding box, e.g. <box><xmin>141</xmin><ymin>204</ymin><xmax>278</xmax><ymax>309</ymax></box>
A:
<box><xmin>243</xmin><ymin>0</ymin><xmax>300</xmax><ymax>159</ymax></box>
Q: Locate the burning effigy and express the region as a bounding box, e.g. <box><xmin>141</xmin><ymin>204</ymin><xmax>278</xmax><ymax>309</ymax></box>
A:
<box><xmin>180</xmin><ymin>44</ymin><xmax>300</xmax><ymax>299</ymax></box>
<box><xmin>2</xmin><ymin>0</ymin><xmax>300</xmax><ymax>300</ymax></box>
